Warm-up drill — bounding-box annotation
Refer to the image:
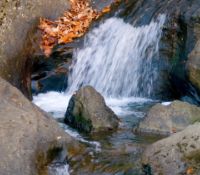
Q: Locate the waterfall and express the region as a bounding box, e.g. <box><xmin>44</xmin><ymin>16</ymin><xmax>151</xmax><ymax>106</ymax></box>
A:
<box><xmin>33</xmin><ymin>14</ymin><xmax>166</xmax><ymax>120</ymax></box>
<box><xmin>67</xmin><ymin>15</ymin><xmax>166</xmax><ymax>98</ymax></box>
<box><xmin>33</xmin><ymin>14</ymin><xmax>167</xmax><ymax>175</ymax></box>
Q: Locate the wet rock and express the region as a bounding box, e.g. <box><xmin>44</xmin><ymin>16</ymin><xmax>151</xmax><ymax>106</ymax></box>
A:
<box><xmin>159</xmin><ymin>2</ymin><xmax>200</xmax><ymax>102</ymax></box>
<box><xmin>142</xmin><ymin>123</ymin><xmax>200</xmax><ymax>175</ymax></box>
<box><xmin>135</xmin><ymin>100</ymin><xmax>200</xmax><ymax>136</ymax></box>
<box><xmin>119</xmin><ymin>0</ymin><xmax>200</xmax><ymax>101</ymax></box>
<box><xmin>31</xmin><ymin>51</ymin><xmax>73</xmax><ymax>94</ymax></box>
<box><xmin>0</xmin><ymin>77</ymin><xmax>82</xmax><ymax>175</ymax></box>
<box><xmin>187</xmin><ymin>26</ymin><xmax>200</xmax><ymax>93</ymax></box>
<box><xmin>0</xmin><ymin>0</ymin><xmax>70</xmax><ymax>99</ymax></box>
<box><xmin>64</xmin><ymin>86</ymin><xmax>119</xmax><ymax>133</ymax></box>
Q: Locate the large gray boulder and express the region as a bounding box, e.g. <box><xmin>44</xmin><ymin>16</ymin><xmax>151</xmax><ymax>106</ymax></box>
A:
<box><xmin>64</xmin><ymin>86</ymin><xmax>119</xmax><ymax>133</ymax></box>
<box><xmin>0</xmin><ymin>77</ymin><xmax>82</xmax><ymax>175</ymax></box>
<box><xmin>0</xmin><ymin>0</ymin><xmax>69</xmax><ymax>98</ymax></box>
<box><xmin>142</xmin><ymin>123</ymin><xmax>200</xmax><ymax>175</ymax></box>
<box><xmin>135</xmin><ymin>100</ymin><xmax>200</xmax><ymax>136</ymax></box>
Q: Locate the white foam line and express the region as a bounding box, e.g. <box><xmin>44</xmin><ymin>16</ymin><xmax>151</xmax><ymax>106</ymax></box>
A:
<box><xmin>59</xmin><ymin>123</ymin><xmax>101</xmax><ymax>152</ymax></box>
<box><xmin>161</xmin><ymin>102</ymin><xmax>172</xmax><ymax>106</ymax></box>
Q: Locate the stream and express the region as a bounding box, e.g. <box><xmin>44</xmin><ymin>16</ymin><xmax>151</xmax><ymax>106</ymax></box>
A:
<box><xmin>33</xmin><ymin>2</ymin><xmax>167</xmax><ymax>175</ymax></box>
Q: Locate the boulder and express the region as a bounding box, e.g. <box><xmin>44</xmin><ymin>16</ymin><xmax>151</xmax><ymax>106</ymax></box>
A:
<box><xmin>0</xmin><ymin>0</ymin><xmax>69</xmax><ymax>99</ymax></box>
<box><xmin>135</xmin><ymin>100</ymin><xmax>200</xmax><ymax>136</ymax></box>
<box><xmin>64</xmin><ymin>86</ymin><xmax>119</xmax><ymax>133</ymax></box>
<box><xmin>0</xmin><ymin>77</ymin><xmax>82</xmax><ymax>175</ymax></box>
<box><xmin>142</xmin><ymin>123</ymin><xmax>200</xmax><ymax>175</ymax></box>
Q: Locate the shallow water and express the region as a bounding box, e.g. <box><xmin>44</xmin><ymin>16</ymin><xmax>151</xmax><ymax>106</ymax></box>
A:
<box><xmin>34</xmin><ymin>92</ymin><xmax>162</xmax><ymax>175</ymax></box>
<box><xmin>33</xmin><ymin>7</ymin><xmax>166</xmax><ymax>175</ymax></box>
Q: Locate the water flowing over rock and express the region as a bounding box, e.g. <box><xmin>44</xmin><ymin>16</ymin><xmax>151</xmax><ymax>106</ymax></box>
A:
<box><xmin>64</xmin><ymin>86</ymin><xmax>119</xmax><ymax>133</ymax></box>
<box><xmin>67</xmin><ymin>15</ymin><xmax>166</xmax><ymax>98</ymax></box>
<box><xmin>1</xmin><ymin>0</ymin><xmax>200</xmax><ymax>175</ymax></box>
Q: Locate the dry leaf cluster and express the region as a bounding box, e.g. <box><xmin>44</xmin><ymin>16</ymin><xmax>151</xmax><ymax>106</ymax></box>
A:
<box><xmin>39</xmin><ymin>0</ymin><xmax>113</xmax><ymax>56</ymax></box>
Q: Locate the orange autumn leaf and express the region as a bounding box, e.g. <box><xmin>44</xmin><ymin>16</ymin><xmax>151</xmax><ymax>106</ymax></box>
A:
<box><xmin>187</xmin><ymin>167</ymin><xmax>194</xmax><ymax>175</ymax></box>
<box><xmin>58</xmin><ymin>32</ymin><xmax>76</xmax><ymax>43</ymax></box>
<box><xmin>102</xmin><ymin>6</ymin><xmax>111</xmax><ymax>13</ymax></box>
<box><xmin>39</xmin><ymin>0</ymin><xmax>119</xmax><ymax>57</ymax></box>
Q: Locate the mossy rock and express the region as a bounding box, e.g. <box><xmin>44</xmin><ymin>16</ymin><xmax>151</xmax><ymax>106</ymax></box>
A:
<box><xmin>142</xmin><ymin>123</ymin><xmax>200</xmax><ymax>175</ymax></box>
<box><xmin>64</xmin><ymin>86</ymin><xmax>119</xmax><ymax>133</ymax></box>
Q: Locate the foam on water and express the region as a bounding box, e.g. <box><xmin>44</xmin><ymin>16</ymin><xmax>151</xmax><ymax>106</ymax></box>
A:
<box><xmin>33</xmin><ymin>91</ymin><xmax>151</xmax><ymax>118</ymax></box>
<box><xmin>33</xmin><ymin>15</ymin><xmax>166</xmax><ymax>175</ymax></box>
<box><xmin>162</xmin><ymin>101</ymin><xmax>172</xmax><ymax>106</ymax></box>
<box><xmin>59</xmin><ymin>123</ymin><xmax>101</xmax><ymax>152</ymax></box>
<box><xmin>105</xmin><ymin>97</ymin><xmax>152</xmax><ymax>116</ymax></box>
<box><xmin>48</xmin><ymin>163</ymin><xmax>70</xmax><ymax>175</ymax></box>
<box><xmin>33</xmin><ymin>92</ymin><xmax>69</xmax><ymax>118</ymax></box>
<box><xmin>33</xmin><ymin>15</ymin><xmax>166</xmax><ymax>117</ymax></box>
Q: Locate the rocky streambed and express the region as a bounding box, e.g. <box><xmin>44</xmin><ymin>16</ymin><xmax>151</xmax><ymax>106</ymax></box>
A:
<box><xmin>0</xmin><ymin>0</ymin><xmax>200</xmax><ymax>175</ymax></box>
<box><xmin>34</xmin><ymin>86</ymin><xmax>162</xmax><ymax>175</ymax></box>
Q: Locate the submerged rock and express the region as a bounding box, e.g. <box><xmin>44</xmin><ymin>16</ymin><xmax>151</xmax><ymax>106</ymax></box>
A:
<box><xmin>64</xmin><ymin>86</ymin><xmax>119</xmax><ymax>133</ymax></box>
<box><xmin>0</xmin><ymin>77</ymin><xmax>82</xmax><ymax>175</ymax></box>
<box><xmin>134</xmin><ymin>100</ymin><xmax>200</xmax><ymax>136</ymax></box>
<box><xmin>142</xmin><ymin>123</ymin><xmax>200</xmax><ymax>175</ymax></box>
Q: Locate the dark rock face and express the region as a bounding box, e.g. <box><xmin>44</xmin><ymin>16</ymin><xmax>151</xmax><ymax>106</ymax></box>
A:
<box><xmin>159</xmin><ymin>1</ymin><xmax>200</xmax><ymax>102</ymax></box>
<box><xmin>0</xmin><ymin>77</ymin><xmax>82</xmax><ymax>175</ymax></box>
<box><xmin>161</xmin><ymin>1</ymin><xmax>200</xmax><ymax>102</ymax></box>
<box><xmin>31</xmin><ymin>50</ymin><xmax>73</xmax><ymax>94</ymax></box>
<box><xmin>0</xmin><ymin>0</ymin><xmax>70</xmax><ymax>99</ymax></box>
<box><xmin>135</xmin><ymin>101</ymin><xmax>200</xmax><ymax>136</ymax></box>
<box><xmin>142</xmin><ymin>123</ymin><xmax>200</xmax><ymax>175</ymax></box>
<box><xmin>118</xmin><ymin>0</ymin><xmax>200</xmax><ymax>101</ymax></box>
<box><xmin>64</xmin><ymin>86</ymin><xmax>119</xmax><ymax>133</ymax></box>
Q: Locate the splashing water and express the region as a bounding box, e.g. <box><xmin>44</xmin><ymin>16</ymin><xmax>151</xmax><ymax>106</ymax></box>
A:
<box><xmin>60</xmin><ymin>123</ymin><xmax>101</xmax><ymax>152</ymax></box>
<box><xmin>33</xmin><ymin>14</ymin><xmax>166</xmax><ymax>124</ymax></box>
<box><xmin>33</xmin><ymin>15</ymin><xmax>166</xmax><ymax>175</ymax></box>
<box><xmin>48</xmin><ymin>163</ymin><xmax>70</xmax><ymax>175</ymax></box>
<box><xmin>67</xmin><ymin>15</ymin><xmax>166</xmax><ymax>98</ymax></box>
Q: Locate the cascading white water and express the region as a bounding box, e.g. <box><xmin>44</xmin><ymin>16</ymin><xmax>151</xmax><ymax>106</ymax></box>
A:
<box><xmin>48</xmin><ymin>163</ymin><xmax>70</xmax><ymax>175</ymax></box>
<box><xmin>33</xmin><ymin>14</ymin><xmax>166</xmax><ymax>175</ymax></box>
<box><xmin>33</xmin><ymin>14</ymin><xmax>166</xmax><ymax>120</ymax></box>
<box><xmin>67</xmin><ymin>15</ymin><xmax>166</xmax><ymax>98</ymax></box>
